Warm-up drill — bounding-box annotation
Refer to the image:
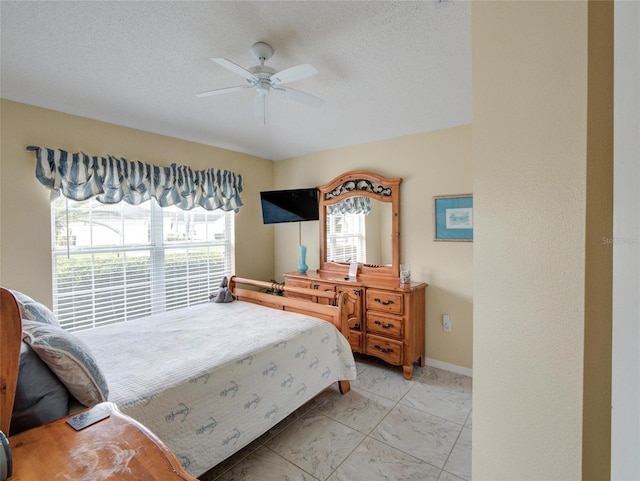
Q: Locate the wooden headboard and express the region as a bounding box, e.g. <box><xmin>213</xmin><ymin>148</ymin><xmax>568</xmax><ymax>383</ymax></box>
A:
<box><xmin>1</xmin><ymin>287</ymin><xmax>22</xmax><ymax>435</ymax></box>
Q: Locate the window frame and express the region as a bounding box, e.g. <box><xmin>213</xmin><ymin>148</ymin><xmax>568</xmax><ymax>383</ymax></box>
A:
<box><xmin>325</xmin><ymin>212</ymin><xmax>367</xmax><ymax>264</ymax></box>
<box><xmin>51</xmin><ymin>197</ymin><xmax>235</xmax><ymax>331</ymax></box>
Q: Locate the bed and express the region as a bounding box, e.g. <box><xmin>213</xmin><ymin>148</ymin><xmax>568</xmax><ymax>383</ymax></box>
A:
<box><xmin>0</xmin><ymin>277</ymin><xmax>357</xmax><ymax>478</ymax></box>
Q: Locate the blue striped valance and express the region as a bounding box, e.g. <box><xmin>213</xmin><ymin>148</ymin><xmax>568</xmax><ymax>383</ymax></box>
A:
<box><xmin>28</xmin><ymin>146</ymin><xmax>243</xmax><ymax>212</ymax></box>
<box><xmin>327</xmin><ymin>196</ymin><xmax>371</xmax><ymax>215</ymax></box>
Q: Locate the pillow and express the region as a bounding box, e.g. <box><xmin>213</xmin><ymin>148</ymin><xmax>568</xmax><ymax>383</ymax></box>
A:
<box><xmin>21</xmin><ymin>320</ymin><xmax>109</xmax><ymax>407</ymax></box>
<box><xmin>9</xmin><ymin>289</ymin><xmax>60</xmax><ymax>327</ymax></box>
<box><xmin>11</xmin><ymin>342</ymin><xmax>69</xmax><ymax>435</ymax></box>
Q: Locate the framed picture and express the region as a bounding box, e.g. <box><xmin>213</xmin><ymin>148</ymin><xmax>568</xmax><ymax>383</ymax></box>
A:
<box><xmin>434</xmin><ymin>194</ymin><xmax>473</xmax><ymax>241</ymax></box>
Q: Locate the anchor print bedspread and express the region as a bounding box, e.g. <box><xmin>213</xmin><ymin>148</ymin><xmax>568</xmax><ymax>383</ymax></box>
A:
<box><xmin>76</xmin><ymin>300</ymin><xmax>357</xmax><ymax>477</ymax></box>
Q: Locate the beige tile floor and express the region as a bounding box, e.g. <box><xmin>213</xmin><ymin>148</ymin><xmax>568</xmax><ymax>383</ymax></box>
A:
<box><xmin>199</xmin><ymin>355</ymin><xmax>472</xmax><ymax>481</ymax></box>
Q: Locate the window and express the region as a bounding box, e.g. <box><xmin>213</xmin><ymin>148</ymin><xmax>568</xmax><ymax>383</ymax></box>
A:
<box><xmin>326</xmin><ymin>213</ymin><xmax>366</xmax><ymax>263</ymax></box>
<box><xmin>52</xmin><ymin>197</ymin><xmax>234</xmax><ymax>331</ymax></box>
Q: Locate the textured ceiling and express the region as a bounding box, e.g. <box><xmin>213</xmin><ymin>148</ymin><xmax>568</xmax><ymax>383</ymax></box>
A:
<box><xmin>0</xmin><ymin>1</ymin><xmax>471</xmax><ymax>161</ymax></box>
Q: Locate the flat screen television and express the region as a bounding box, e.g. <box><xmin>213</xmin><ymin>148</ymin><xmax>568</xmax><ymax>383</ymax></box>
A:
<box><xmin>260</xmin><ymin>188</ymin><xmax>319</xmax><ymax>224</ymax></box>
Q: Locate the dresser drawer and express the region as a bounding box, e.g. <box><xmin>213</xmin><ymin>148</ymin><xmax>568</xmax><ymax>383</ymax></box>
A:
<box><xmin>366</xmin><ymin>289</ymin><xmax>404</xmax><ymax>315</ymax></box>
<box><xmin>366</xmin><ymin>334</ymin><xmax>403</xmax><ymax>365</ymax></box>
<box><xmin>284</xmin><ymin>278</ymin><xmax>313</xmax><ymax>300</ymax></box>
<box><xmin>366</xmin><ymin>312</ymin><xmax>403</xmax><ymax>338</ymax></box>
<box><xmin>310</xmin><ymin>281</ymin><xmax>336</xmax><ymax>305</ymax></box>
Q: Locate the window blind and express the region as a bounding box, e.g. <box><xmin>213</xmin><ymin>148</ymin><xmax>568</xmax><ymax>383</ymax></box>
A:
<box><xmin>52</xmin><ymin>197</ymin><xmax>234</xmax><ymax>331</ymax></box>
<box><xmin>326</xmin><ymin>213</ymin><xmax>367</xmax><ymax>263</ymax></box>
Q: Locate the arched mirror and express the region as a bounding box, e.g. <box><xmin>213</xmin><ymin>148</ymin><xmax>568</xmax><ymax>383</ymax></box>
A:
<box><xmin>318</xmin><ymin>170</ymin><xmax>401</xmax><ymax>280</ymax></box>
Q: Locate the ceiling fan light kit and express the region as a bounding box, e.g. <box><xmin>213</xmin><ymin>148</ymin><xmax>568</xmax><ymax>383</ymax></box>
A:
<box><xmin>196</xmin><ymin>42</ymin><xmax>322</xmax><ymax>122</ymax></box>
<box><xmin>251</xmin><ymin>41</ymin><xmax>274</xmax><ymax>63</ymax></box>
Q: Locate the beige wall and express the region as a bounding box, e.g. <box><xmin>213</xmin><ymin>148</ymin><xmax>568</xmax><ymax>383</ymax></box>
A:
<box><xmin>0</xmin><ymin>100</ymin><xmax>275</xmax><ymax>306</ymax></box>
<box><xmin>472</xmin><ymin>1</ymin><xmax>612</xmax><ymax>479</ymax></box>
<box><xmin>275</xmin><ymin>126</ymin><xmax>473</xmax><ymax>370</ymax></box>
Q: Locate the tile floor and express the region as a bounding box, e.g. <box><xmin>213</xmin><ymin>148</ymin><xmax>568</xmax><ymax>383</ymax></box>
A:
<box><xmin>199</xmin><ymin>355</ymin><xmax>472</xmax><ymax>481</ymax></box>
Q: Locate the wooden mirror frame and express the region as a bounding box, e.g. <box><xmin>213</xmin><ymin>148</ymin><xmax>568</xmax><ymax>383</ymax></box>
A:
<box><xmin>318</xmin><ymin>170</ymin><xmax>402</xmax><ymax>280</ymax></box>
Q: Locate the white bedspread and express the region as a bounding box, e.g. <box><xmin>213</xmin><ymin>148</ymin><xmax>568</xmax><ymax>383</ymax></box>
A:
<box><xmin>76</xmin><ymin>301</ymin><xmax>357</xmax><ymax>477</ymax></box>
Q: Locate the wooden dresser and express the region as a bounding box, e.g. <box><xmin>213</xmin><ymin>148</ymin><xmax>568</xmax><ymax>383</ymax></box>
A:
<box><xmin>283</xmin><ymin>271</ymin><xmax>427</xmax><ymax>380</ymax></box>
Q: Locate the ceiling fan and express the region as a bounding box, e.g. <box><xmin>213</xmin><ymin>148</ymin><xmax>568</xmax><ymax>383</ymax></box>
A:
<box><xmin>196</xmin><ymin>42</ymin><xmax>323</xmax><ymax>122</ymax></box>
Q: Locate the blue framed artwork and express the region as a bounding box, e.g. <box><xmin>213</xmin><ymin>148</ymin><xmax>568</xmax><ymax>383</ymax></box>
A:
<box><xmin>434</xmin><ymin>194</ymin><xmax>473</xmax><ymax>241</ymax></box>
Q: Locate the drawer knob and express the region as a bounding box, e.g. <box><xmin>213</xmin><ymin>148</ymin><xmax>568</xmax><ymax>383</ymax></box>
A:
<box><xmin>374</xmin><ymin>320</ymin><xmax>394</xmax><ymax>329</ymax></box>
<box><xmin>374</xmin><ymin>297</ymin><xmax>394</xmax><ymax>306</ymax></box>
<box><xmin>373</xmin><ymin>344</ymin><xmax>394</xmax><ymax>353</ymax></box>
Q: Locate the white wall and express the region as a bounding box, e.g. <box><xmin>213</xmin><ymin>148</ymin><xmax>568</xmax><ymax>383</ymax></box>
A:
<box><xmin>612</xmin><ymin>1</ymin><xmax>640</xmax><ymax>478</ymax></box>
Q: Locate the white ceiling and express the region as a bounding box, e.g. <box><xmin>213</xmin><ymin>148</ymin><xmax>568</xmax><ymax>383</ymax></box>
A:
<box><xmin>0</xmin><ymin>1</ymin><xmax>471</xmax><ymax>161</ymax></box>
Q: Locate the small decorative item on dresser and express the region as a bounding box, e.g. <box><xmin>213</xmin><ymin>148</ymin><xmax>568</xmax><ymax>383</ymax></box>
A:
<box><xmin>400</xmin><ymin>264</ymin><xmax>411</xmax><ymax>284</ymax></box>
<box><xmin>297</xmin><ymin>244</ymin><xmax>308</xmax><ymax>274</ymax></box>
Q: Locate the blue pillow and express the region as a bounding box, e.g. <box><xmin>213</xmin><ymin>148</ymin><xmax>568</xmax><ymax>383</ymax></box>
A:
<box><xmin>11</xmin><ymin>342</ymin><xmax>69</xmax><ymax>435</ymax></box>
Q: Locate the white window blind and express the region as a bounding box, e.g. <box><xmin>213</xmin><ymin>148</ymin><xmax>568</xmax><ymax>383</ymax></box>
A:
<box><xmin>326</xmin><ymin>213</ymin><xmax>366</xmax><ymax>263</ymax></box>
<box><xmin>51</xmin><ymin>197</ymin><xmax>234</xmax><ymax>331</ymax></box>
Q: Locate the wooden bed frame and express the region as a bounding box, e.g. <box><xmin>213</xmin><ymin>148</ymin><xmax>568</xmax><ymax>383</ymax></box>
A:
<box><xmin>0</xmin><ymin>276</ymin><xmax>353</xmax><ymax>436</ymax></box>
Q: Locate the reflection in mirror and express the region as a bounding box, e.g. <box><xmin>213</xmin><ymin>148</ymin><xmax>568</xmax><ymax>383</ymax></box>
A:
<box><xmin>326</xmin><ymin>196</ymin><xmax>368</xmax><ymax>264</ymax></box>
<box><xmin>326</xmin><ymin>197</ymin><xmax>392</xmax><ymax>266</ymax></box>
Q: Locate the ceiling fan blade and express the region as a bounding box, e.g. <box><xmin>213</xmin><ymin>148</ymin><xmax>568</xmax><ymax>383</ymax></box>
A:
<box><xmin>196</xmin><ymin>85</ymin><xmax>253</xmax><ymax>97</ymax></box>
<box><xmin>270</xmin><ymin>63</ymin><xmax>318</xmax><ymax>86</ymax></box>
<box><xmin>254</xmin><ymin>92</ymin><xmax>269</xmax><ymax>121</ymax></box>
<box><xmin>211</xmin><ymin>57</ymin><xmax>258</xmax><ymax>83</ymax></box>
<box><xmin>273</xmin><ymin>86</ymin><xmax>323</xmax><ymax>108</ymax></box>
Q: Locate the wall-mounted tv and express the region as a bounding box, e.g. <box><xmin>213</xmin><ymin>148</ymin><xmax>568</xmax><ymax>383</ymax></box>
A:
<box><xmin>260</xmin><ymin>188</ymin><xmax>319</xmax><ymax>224</ymax></box>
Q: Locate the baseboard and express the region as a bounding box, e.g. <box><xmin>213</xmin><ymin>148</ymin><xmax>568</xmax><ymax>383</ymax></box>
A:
<box><xmin>425</xmin><ymin>358</ymin><xmax>473</xmax><ymax>378</ymax></box>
